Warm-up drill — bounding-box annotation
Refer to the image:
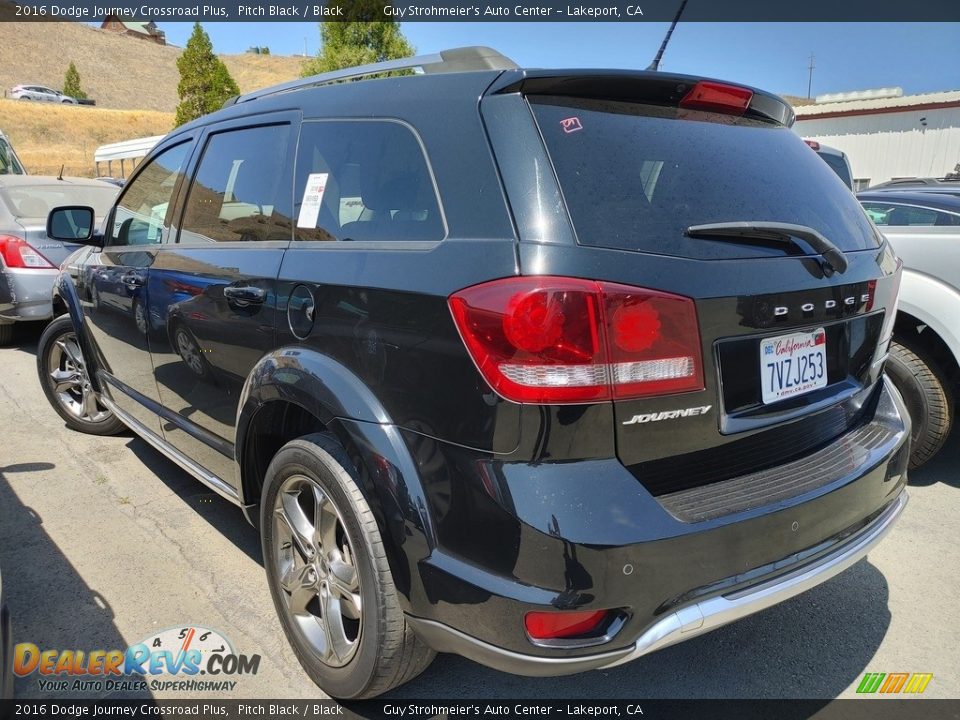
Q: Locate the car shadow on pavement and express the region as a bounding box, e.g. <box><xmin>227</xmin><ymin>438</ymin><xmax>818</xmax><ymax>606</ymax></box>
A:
<box><xmin>387</xmin><ymin>558</ymin><xmax>891</xmax><ymax>700</ymax></box>
<box><xmin>123</xmin><ymin>437</ymin><xmax>262</xmax><ymax>565</ymax></box>
<box><xmin>0</xmin><ymin>463</ymin><xmax>154</xmax><ymax>700</ymax></box>
<box><xmin>908</xmin><ymin>422</ymin><xmax>960</xmax><ymax>488</ymax></box>
<box><xmin>6</xmin><ymin>321</ymin><xmax>46</xmax><ymax>357</ymax></box>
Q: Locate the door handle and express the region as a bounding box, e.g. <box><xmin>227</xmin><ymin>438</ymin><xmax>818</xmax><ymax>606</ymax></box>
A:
<box><xmin>223</xmin><ymin>286</ymin><xmax>266</xmax><ymax>305</ymax></box>
<box><xmin>121</xmin><ymin>274</ymin><xmax>144</xmax><ymax>287</ymax></box>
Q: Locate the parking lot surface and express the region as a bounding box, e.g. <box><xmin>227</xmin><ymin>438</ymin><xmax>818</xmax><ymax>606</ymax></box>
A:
<box><xmin>1</xmin><ymin>322</ymin><xmax>957</xmax><ymax>700</ymax></box>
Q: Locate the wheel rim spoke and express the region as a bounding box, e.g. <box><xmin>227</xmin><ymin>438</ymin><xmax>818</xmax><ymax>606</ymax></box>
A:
<box><xmin>321</xmin><ymin>587</ymin><xmax>352</xmax><ymax>663</ymax></box>
<box><xmin>50</xmin><ymin>368</ymin><xmax>82</xmax><ymax>392</ymax></box>
<box><xmin>56</xmin><ymin>338</ymin><xmax>84</xmax><ymax>368</ymax></box>
<box><xmin>275</xmin><ymin>494</ymin><xmax>315</xmax><ymax>561</ymax></box>
<box><xmin>328</xmin><ymin>557</ymin><xmax>361</xmax><ymax>620</ymax></box>
<box><xmin>80</xmin><ymin>385</ymin><xmax>100</xmax><ymax>420</ymax></box>
<box><xmin>314</xmin><ymin>488</ymin><xmax>338</xmax><ymax>551</ymax></box>
<box><xmin>282</xmin><ymin>563</ymin><xmax>319</xmax><ymax>616</ymax></box>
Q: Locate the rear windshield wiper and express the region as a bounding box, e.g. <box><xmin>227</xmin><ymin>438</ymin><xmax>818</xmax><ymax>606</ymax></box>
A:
<box><xmin>685</xmin><ymin>221</ymin><xmax>848</xmax><ymax>275</ymax></box>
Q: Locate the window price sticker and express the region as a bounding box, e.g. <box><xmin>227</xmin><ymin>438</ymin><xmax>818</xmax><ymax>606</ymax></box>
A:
<box><xmin>297</xmin><ymin>172</ymin><xmax>329</xmax><ymax>228</ymax></box>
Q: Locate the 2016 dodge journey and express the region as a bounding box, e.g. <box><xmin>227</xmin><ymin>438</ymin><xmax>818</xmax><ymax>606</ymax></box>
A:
<box><xmin>38</xmin><ymin>47</ymin><xmax>910</xmax><ymax>698</ymax></box>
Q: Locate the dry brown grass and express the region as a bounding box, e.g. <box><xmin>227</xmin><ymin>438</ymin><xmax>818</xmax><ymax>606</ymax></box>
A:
<box><xmin>0</xmin><ymin>13</ymin><xmax>305</xmax><ymax>112</ymax></box>
<box><xmin>0</xmin><ymin>9</ymin><xmax>305</xmax><ymax>176</ymax></box>
<box><xmin>1</xmin><ymin>99</ymin><xmax>174</xmax><ymax>176</ymax></box>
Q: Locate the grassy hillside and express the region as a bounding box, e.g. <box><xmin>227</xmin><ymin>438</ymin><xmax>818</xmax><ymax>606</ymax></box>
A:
<box><xmin>0</xmin><ymin>10</ymin><xmax>306</xmax><ymax>176</ymax></box>
<box><xmin>1</xmin><ymin>100</ymin><xmax>174</xmax><ymax>176</ymax></box>
<box><xmin>0</xmin><ymin>14</ymin><xmax>305</xmax><ymax>112</ymax></box>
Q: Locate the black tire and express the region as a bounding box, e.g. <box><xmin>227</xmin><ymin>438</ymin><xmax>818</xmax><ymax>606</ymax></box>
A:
<box><xmin>36</xmin><ymin>315</ymin><xmax>125</xmax><ymax>436</ymax></box>
<box><xmin>0</xmin><ymin>323</ymin><xmax>13</xmax><ymax>345</ymax></box>
<box><xmin>261</xmin><ymin>432</ymin><xmax>434</xmax><ymax>699</ymax></box>
<box><xmin>886</xmin><ymin>340</ymin><xmax>953</xmax><ymax>469</ymax></box>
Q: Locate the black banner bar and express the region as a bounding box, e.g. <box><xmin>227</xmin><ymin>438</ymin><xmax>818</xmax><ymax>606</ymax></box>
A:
<box><xmin>1</xmin><ymin>0</ymin><xmax>959</xmax><ymax>22</ymax></box>
<box><xmin>3</xmin><ymin>700</ymin><xmax>960</xmax><ymax>720</ymax></box>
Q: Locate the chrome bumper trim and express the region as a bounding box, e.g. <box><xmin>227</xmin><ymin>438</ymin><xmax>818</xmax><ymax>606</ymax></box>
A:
<box><xmin>600</xmin><ymin>489</ymin><xmax>908</xmax><ymax>669</ymax></box>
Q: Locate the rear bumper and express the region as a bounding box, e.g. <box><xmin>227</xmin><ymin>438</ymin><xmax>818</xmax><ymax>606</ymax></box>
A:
<box><xmin>0</xmin><ymin>268</ymin><xmax>57</xmax><ymax>323</ymax></box>
<box><xmin>409</xmin><ymin>490</ymin><xmax>906</xmax><ymax>676</ymax></box>
<box><xmin>408</xmin><ymin>376</ymin><xmax>910</xmax><ymax>674</ymax></box>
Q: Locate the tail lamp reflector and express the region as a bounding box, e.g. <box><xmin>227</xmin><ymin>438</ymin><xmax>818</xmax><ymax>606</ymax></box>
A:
<box><xmin>524</xmin><ymin>610</ymin><xmax>610</xmax><ymax>640</ymax></box>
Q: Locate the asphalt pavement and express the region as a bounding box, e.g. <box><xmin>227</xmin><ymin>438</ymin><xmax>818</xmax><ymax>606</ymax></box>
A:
<box><xmin>1</xmin><ymin>321</ymin><xmax>957</xmax><ymax>701</ymax></box>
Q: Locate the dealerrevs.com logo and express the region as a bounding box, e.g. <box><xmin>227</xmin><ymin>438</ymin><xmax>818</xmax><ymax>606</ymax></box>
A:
<box><xmin>14</xmin><ymin>626</ymin><xmax>261</xmax><ymax>693</ymax></box>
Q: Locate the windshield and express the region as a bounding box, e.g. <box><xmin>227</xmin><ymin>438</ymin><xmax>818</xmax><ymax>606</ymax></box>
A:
<box><xmin>0</xmin><ymin>184</ymin><xmax>118</xmax><ymax>219</ymax></box>
<box><xmin>0</xmin><ymin>139</ymin><xmax>26</xmax><ymax>175</ymax></box>
<box><xmin>531</xmin><ymin>96</ymin><xmax>879</xmax><ymax>259</ymax></box>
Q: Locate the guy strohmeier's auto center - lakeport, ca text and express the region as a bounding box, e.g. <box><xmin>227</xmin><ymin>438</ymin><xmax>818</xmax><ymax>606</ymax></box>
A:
<box><xmin>12</xmin><ymin>2</ymin><xmax>642</xmax><ymax>19</ymax></box>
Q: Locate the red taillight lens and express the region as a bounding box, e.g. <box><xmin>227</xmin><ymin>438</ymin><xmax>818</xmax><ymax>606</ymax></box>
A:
<box><xmin>0</xmin><ymin>235</ymin><xmax>54</xmax><ymax>269</ymax></box>
<box><xmin>680</xmin><ymin>81</ymin><xmax>753</xmax><ymax>115</ymax></box>
<box><xmin>448</xmin><ymin>277</ymin><xmax>703</xmax><ymax>404</ymax></box>
<box><xmin>601</xmin><ymin>282</ymin><xmax>704</xmax><ymax>399</ymax></box>
<box><xmin>525</xmin><ymin>610</ymin><xmax>609</xmax><ymax>640</ymax></box>
<box><xmin>804</xmin><ymin>139</ymin><xmax>821</xmax><ymax>151</ymax></box>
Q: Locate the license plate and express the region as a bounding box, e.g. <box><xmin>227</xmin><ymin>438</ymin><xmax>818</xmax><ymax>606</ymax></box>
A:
<box><xmin>760</xmin><ymin>328</ymin><xmax>828</xmax><ymax>404</ymax></box>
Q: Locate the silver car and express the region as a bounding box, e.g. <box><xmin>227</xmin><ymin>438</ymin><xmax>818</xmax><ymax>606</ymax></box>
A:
<box><xmin>0</xmin><ymin>176</ymin><xmax>117</xmax><ymax>343</ymax></box>
<box><xmin>859</xmin><ymin>190</ymin><xmax>960</xmax><ymax>468</ymax></box>
<box><xmin>9</xmin><ymin>84</ymin><xmax>78</xmax><ymax>104</ymax></box>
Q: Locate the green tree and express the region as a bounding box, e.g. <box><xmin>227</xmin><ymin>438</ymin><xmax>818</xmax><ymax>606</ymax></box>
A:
<box><xmin>63</xmin><ymin>62</ymin><xmax>87</xmax><ymax>100</ymax></box>
<box><xmin>175</xmin><ymin>23</ymin><xmax>240</xmax><ymax>127</ymax></box>
<box><xmin>301</xmin><ymin>4</ymin><xmax>414</xmax><ymax>76</ymax></box>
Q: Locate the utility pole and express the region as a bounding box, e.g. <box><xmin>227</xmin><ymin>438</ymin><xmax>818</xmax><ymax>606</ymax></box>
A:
<box><xmin>807</xmin><ymin>53</ymin><xmax>815</xmax><ymax>99</ymax></box>
<box><xmin>647</xmin><ymin>0</ymin><xmax>689</xmax><ymax>71</ymax></box>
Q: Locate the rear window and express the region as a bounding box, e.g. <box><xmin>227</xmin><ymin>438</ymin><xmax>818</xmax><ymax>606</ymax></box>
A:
<box><xmin>531</xmin><ymin>97</ymin><xmax>879</xmax><ymax>259</ymax></box>
<box><xmin>1</xmin><ymin>184</ymin><xmax>117</xmax><ymax>219</ymax></box>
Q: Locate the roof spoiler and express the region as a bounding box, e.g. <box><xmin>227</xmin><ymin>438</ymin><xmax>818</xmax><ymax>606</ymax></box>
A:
<box><xmin>226</xmin><ymin>46</ymin><xmax>518</xmax><ymax>107</ymax></box>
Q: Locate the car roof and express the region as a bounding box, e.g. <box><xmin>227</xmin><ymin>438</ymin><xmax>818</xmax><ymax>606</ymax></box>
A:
<box><xmin>165</xmin><ymin>47</ymin><xmax>794</xmax><ymax>141</ymax></box>
<box><xmin>857</xmin><ymin>191</ymin><xmax>960</xmax><ymax>212</ymax></box>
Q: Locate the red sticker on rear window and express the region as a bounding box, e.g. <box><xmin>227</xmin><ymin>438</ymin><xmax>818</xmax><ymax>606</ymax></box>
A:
<box><xmin>560</xmin><ymin>117</ymin><xmax>583</xmax><ymax>134</ymax></box>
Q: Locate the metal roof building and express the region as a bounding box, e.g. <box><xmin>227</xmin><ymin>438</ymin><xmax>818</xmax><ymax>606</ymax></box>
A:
<box><xmin>793</xmin><ymin>88</ymin><xmax>960</xmax><ymax>190</ymax></box>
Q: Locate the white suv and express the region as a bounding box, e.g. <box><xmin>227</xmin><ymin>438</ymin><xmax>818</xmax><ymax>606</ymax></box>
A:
<box><xmin>10</xmin><ymin>84</ymin><xmax>77</xmax><ymax>104</ymax></box>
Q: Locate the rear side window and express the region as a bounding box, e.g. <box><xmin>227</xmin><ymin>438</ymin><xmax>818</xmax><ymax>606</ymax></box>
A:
<box><xmin>180</xmin><ymin>124</ymin><xmax>293</xmax><ymax>243</ymax></box>
<box><xmin>293</xmin><ymin>120</ymin><xmax>444</xmax><ymax>242</ymax></box>
<box><xmin>530</xmin><ymin>97</ymin><xmax>880</xmax><ymax>259</ymax></box>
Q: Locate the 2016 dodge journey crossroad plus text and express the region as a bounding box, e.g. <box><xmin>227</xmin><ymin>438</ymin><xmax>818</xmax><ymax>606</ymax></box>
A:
<box><xmin>37</xmin><ymin>47</ymin><xmax>910</xmax><ymax>698</ymax></box>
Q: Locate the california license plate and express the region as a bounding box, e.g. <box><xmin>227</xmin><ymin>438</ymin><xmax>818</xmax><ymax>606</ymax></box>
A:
<box><xmin>760</xmin><ymin>328</ymin><xmax>828</xmax><ymax>404</ymax></box>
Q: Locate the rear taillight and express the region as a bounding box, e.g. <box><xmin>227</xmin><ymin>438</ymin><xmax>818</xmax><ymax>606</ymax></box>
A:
<box><xmin>448</xmin><ymin>277</ymin><xmax>704</xmax><ymax>404</ymax></box>
<box><xmin>679</xmin><ymin>81</ymin><xmax>753</xmax><ymax>115</ymax></box>
<box><xmin>804</xmin><ymin>139</ymin><xmax>822</xmax><ymax>151</ymax></box>
<box><xmin>0</xmin><ymin>235</ymin><xmax>54</xmax><ymax>269</ymax></box>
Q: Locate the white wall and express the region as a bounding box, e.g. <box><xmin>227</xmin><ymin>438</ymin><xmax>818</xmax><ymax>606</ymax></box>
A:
<box><xmin>794</xmin><ymin>107</ymin><xmax>960</xmax><ymax>187</ymax></box>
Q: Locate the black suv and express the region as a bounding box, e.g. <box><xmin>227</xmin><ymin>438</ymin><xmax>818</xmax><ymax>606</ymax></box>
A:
<box><xmin>40</xmin><ymin>48</ymin><xmax>909</xmax><ymax>699</ymax></box>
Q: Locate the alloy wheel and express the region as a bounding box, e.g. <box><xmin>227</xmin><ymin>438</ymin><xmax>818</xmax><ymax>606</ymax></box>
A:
<box><xmin>272</xmin><ymin>475</ymin><xmax>362</xmax><ymax>668</ymax></box>
<box><xmin>47</xmin><ymin>331</ymin><xmax>111</xmax><ymax>423</ymax></box>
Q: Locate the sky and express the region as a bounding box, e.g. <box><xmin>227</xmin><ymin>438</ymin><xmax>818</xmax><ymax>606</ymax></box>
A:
<box><xmin>157</xmin><ymin>22</ymin><xmax>960</xmax><ymax>98</ymax></box>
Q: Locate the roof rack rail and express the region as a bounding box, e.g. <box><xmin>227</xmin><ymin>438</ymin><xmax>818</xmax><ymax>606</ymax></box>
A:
<box><xmin>228</xmin><ymin>46</ymin><xmax>518</xmax><ymax>106</ymax></box>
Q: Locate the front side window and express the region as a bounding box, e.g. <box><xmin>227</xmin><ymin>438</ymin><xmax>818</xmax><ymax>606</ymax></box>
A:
<box><xmin>107</xmin><ymin>142</ymin><xmax>191</xmax><ymax>247</ymax></box>
<box><xmin>293</xmin><ymin>121</ymin><xmax>444</xmax><ymax>243</ymax></box>
<box><xmin>180</xmin><ymin>124</ymin><xmax>293</xmax><ymax>243</ymax></box>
